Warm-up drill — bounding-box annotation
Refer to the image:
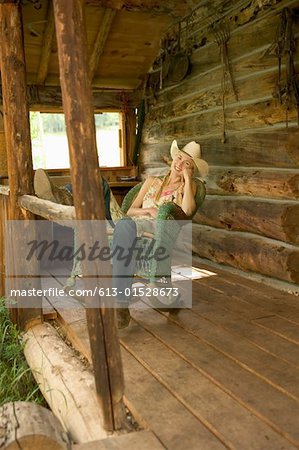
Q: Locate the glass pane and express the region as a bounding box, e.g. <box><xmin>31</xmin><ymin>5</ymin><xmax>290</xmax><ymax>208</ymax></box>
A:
<box><xmin>30</xmin><ymin>111</ymin><xmax>122</xmax><ymax>169</ymax></box>
<box><xmin>95</xmin><ymin>113</ymin><xmax>121</xmax><ymax>167</ymax></box>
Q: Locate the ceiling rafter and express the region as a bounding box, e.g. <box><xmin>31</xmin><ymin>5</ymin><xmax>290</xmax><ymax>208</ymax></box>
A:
<box><xmin>85</xmin><ymin>0</ymin><xmax>198</xmax><ymax>18</ymax></box>
<box><xmin>36</xmin><ymin>1</ymin><xmax>55</xmax><ymax>85</ymax></box>
<box><xmin>89</xmin><ymin>8</ymin><xmax>116</xmax><ymax>80</ymax></box>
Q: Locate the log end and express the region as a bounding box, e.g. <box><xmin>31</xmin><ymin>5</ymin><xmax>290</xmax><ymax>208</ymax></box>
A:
<box><xmin>0</xmin><ymin>401</ymin><xmax>70</xmax><ymax>450</ymax></box>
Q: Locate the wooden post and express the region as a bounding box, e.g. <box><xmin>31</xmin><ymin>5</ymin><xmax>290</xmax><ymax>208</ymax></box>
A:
<box><xmin>0</xmin><ymin>2</ymin><xmax>42</xmax><ymax>330</ymax></box>
<box><xmin>53</xmin><ymin>0</ymin><xmax>125</xmax><ymax>431</ymax></box>
<box><xmin>0</xmin><ymin>116</ymin><xmax>8</xmax><ymax>299</ymax></box>
<box><xmin>0</xmin><ymin>115</ymin><xmax>8</xmax><ymax>178</ymax></box>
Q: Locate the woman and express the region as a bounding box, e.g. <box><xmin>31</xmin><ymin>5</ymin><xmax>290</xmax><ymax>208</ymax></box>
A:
<box><xmin>34</xmin><ymin>140</ymin><xmax>208</xmax><ymax>328</ymax></box>
<box><xmin>112</xmin><ymin>139</ymin><xmax>209</xmax><ymax>328</ymax></box>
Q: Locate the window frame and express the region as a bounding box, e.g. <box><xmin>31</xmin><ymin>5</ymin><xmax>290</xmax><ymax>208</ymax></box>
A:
<box><xmin>29</xmin><ymin>107</ymin><xmax>127</xmax><ymax>171</ymax></box>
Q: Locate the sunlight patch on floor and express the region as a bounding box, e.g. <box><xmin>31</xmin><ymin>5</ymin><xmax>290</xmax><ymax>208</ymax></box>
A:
<box><xmin>171</xmin><ymin>265</ymin><xmax>217</xmax><ymax>281</ymax></box>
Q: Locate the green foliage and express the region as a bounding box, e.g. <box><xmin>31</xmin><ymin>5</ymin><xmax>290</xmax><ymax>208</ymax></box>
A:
<box><xmin>0</xmin><ymin>298</ymin><xmax>46</xmax><ymax>406</ymax></box>
<box><xmin>41</xmin><ymin>113</ymin><xmax>66</xmax><ymax>134</ymax></box>
<box><xmin>29</xmin><ymin>111</ymin><xmax>40</xmax><ymax>141</ymax></box>
<box><xmin>94</xmin><ymin>112</ymin><xmax>119</xmax><ymax>128</ymax></box>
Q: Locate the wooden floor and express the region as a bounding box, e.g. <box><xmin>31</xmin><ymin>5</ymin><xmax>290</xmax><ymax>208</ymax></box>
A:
<box><xmin>42</xmin><ymin>260</ymin><xmax>299</xmax><ymax>450</ymax></box>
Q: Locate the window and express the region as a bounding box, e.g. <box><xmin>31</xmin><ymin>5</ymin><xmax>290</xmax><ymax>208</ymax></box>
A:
<box><xmin>30</xmin><ymin>111</ymin><xmax>124</xmax><ymax>170</ymax></box>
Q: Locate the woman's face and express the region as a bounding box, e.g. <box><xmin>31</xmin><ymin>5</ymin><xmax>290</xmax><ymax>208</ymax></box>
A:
<box><xmin>171</xmin><ymin>152</ymin><xmax>195</xmax><ymax>175</ymax></box>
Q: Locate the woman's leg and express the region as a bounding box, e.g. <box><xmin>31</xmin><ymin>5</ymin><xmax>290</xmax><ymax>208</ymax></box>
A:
<box><xmin>34</xmin><ymin>169</ymin><xmax>73</xmax><ymax>205</ymax></box>
<box><xmin>111</xmin><ymin>217</ymin><xmax>137</xmax><ymax>307</ymax></box>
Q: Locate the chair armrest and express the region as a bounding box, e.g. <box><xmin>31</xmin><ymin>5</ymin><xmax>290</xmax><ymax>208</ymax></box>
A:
<box><xmin>156</xmin><ymin>202</ymin><xmax>188</xmax><ymax>221</ymax></box>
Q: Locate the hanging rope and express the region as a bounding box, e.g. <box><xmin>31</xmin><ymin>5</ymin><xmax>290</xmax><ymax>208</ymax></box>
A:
<box><xmin>274</xmin><ymin>8</ymin><xmax>299</xmax><ymax>126</ymax></box>
<box><xmin>213</xmin><ymin>22</ymin><xmax>238</xmax><ymax>143</ymax></box>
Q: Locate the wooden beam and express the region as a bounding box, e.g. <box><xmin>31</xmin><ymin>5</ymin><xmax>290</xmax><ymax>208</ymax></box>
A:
<box><xmin>195</xmin><ymin>196</ymin><xmax>299</xmax><ymax>245</ymax></box>
<box><xmin>89</xmin><ymin>8</ymin><xmax>116</xmax><ymax>80</ymax></box>
<box><xmin>36</xmin><ymin>1</ymin><xmax>55</xmax><ymax>85</ymax></box>
<box><xmin>0</xmin><ymin>2</ymin><xmax>42</xmax><ymax>330</ymax></box>
<box><xmin>85</xmin><ymin>0</ymin><xmax>196</xmax><ymax>17</ymax></box>
<box><xmin>0</xmin><ymin>85</ymin><xmax>141</xmax><ymax>109</ymax></box>
<box><xmin>26</xmin><ymin>73</ymin><xmax>142</xmax><ymax>89</ymax></box>
<box><xmin>206</xmin><ymin>167</ymin><xmax>299</xmax><ymax>201</ymax></box>
<box><xmin>19</xmin><ymin>194</ymin><xmax>75</xmax><ymax>224</ymax></box>
<box><xmin>24</xmin><ymin>323</ymin><xmax>109</xmax><ymax>442</ymax></box>
<box><xmin>0</xmin><ymin>401</ymin><xmax>70</xmax><ymax>450</ymax></box>
<box><xmin>192</xmin><ymin>224</ymin><xmax>299</xmax><ymax>284</ymax></box>
<box><xmin>53</xmin><ymin>0</ymin><xmax>125</xmax><ymax>432</ymax></box>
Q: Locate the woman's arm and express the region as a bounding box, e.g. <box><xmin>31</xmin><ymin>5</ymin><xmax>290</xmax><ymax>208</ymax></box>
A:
<box><xmin>126</xmin><ymin>177</ymin><xmax>157</xmax><ymax>218</ymax></box>
<box><xmin>181</xmin><ymin>172</ymin><xmax>197</xmax><ymax>216</ymax></box>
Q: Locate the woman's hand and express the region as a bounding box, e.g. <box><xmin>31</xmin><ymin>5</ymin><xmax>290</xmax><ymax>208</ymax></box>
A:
<box><xmin>182</xmin><ymin>167</ymin><xmax>193</xmax><ymax>182</ymax></box>
<box><xmin>146</xmin><ymin>207</ymin><xmax>158</xmax><ymax>218</ymax></box>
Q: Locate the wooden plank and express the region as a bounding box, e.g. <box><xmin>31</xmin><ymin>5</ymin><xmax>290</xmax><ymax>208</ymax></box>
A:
<box><xmin>19</xmin><ymin>85</ymin><xmax>141</xmax><ymax>109</ymax></box>
<box><xmin>72</xmin><ymin>431</ymin><xmax>165</xmax><ymax>450</ymax></box>
<box><xmin>190</xmin><ymin>281</ymin><xmax>299</xmax><ymax>368</ymax></box>
<box><xmin>85</xmin><ymin>0</ymin><xmax>197</xmax><ymax>17</ymax></box>
<box><xmin>253</xmin><ymin>315</ymin><xmax>299</xmax><ymax>344</ymax></box>
<box><xmin>48</xmin><ymin>272</ymin><xmax>299</xmax><ymax>448</ymax></box>
<box><xmin>163</xmin><ymin>300</ymin><xmax>299</xmax><ymax>400</ymax></box>
<box><xmin>89</xmin><ymin>8</ymin><xmax>116</xmax><ymax>79</ymax></box>
<box><xmin>192</xmin><ymin>278</ymin><xmax>299</xmax><ymax>323</ymax></box>
<box><xmin>194</xmin><ymin>196</ymin><xmax>299</xmax><ymax>245</ymax></box>
<box><xmin>26</xmin><ymin>73</ymin><xmax>142</xmax><ymax>90</ymax></box>
<box><xmin>205</xmin><ymin>167</ymin><xmax>299</xmax><ymax>200</ymax></box>
<box><xmin>128</xmin><ymin>307</ymin><xmax>299</xmax><ymax>447</ymax></box>
<box><xmin>53</xmin><ymin>0</ymin><xmax>125</xmax><ymax>431</ymax></box>
<box><xmin>120</xmin><ymin>315</ymin><xmax>298</xmax><ymax>450</ymax></box>
<box><xmin>122</xmin><ymin>347</ymin><xmax>226</xmax><ymax>450</ymax></box>
<box><xmin>148</xmin><ymin>66</ymin><xmax>292</xmax><ymax>121</ymax></box>
<box><xmin>36</xmin><ymin>1</ymin><xmax>55</xmax><ymax>84</ymax></box>
<box><xmin>140</xmin><ymin>128</ymin><xmax>299</xmax><ymax>169</ymax></box>
<box><xmin>48</xmin><ymin>289</ymin><xmax>226</xmax><ymax>450</ymax></box>
<box><xmin>197</xmin><ymin>274</ymin><xmax>299</xmax><ymax>316</ymax></box>
<box><xmin>42</xmin><ymin>297</ymin><xmax>57</xmax><ymax>320</ymax></box>
<box><xmin>142</xmin><ymin>99</ymin><xmax>298</xmax><ymax>144</ymax></box>
<box><xmin>0</xmin><ymin>2</ymin><xmax>42</xmax><ymax>330</ymax></box>
<box><xmin>192</xmin><ymin>224</ymin><xmax>299</xmax><ymax>284</ymax></box>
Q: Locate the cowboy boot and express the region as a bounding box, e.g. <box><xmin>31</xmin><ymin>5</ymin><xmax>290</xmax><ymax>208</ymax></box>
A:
<box><xmin>34</xmin><ymin>169</ymin><xmax>73</xmax><ymax>206</ymax></box>
<box><xmin>116</xmin><ymin>307</ymin><xmax>131</xmax><ymax>329</ymax></box>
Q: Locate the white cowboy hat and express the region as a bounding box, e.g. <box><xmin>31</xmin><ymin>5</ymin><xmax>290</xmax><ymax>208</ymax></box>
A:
<box><xmin>170</xmin><ymin>140</ymin><xmax>209</xmax><ymax>177</ymax></box>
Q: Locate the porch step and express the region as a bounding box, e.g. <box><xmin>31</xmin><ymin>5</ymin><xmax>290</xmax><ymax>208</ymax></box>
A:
<box><xmin>72</xmin><ymin>430</ymin><xmax>165</xmax><ymax>450</ymax></box>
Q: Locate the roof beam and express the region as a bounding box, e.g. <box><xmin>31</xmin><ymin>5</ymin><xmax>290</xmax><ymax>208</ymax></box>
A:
<box><xmin>85</xmin><ymin>0</ymin><xmax>197</xmax><ymax>17</ymax></box>
<box><xmin>89</xmin><ymin>8</ymin><xmax>116</xmax><ymax>80</ymax></box>
<box><xmin>0</xmin><ymin>85</ymin><xmax>141</xmax><ymax>109</ymax></box>
<box><xmin>36</xmin><ymin>2</ymin><xmax>55</xmax><ymax>85</ymax></box>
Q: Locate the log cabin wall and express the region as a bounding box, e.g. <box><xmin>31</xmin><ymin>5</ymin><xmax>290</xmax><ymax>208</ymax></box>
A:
<box><xmin>140</xmin><ymin>0</ymin><xmax>299</xmax><ymax>286</ymax></box>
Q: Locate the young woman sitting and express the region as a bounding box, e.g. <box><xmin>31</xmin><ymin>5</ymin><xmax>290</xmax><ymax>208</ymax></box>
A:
<box><xmin>112</xmin><ymin>139</ymin><xmax>209</xmax><ymax>328</ymax></box>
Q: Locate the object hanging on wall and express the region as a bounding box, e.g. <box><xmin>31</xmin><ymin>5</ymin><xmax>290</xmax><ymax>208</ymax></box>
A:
<box><xmin>212</xmin><ymin>20</ymin><xmax>238</xmax><ymax>144</ymax></box>
<box><xmin>272</xmin><ymin>7</ymin><xmax>299</xmax><ymax>126</ymax></box>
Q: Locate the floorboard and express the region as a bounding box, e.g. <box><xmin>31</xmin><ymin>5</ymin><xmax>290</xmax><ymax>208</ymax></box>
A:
<box><xmin>41</xmin><ymin>262</ymin><xmax>299</xmax><ymax>450</ymax></box>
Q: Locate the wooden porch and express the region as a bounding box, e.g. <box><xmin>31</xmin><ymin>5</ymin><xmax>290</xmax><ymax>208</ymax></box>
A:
<box><xmin>42</xmin><ymin>259</ymin><xmax>299</xmax><ymax>450</ymax></box>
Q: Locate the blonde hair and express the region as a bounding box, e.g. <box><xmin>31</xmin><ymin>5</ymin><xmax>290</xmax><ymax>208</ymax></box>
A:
<box><xmin>154</xmin><ymin>172</ymin><xmax>185</xmax><ymax>205</ymax></box>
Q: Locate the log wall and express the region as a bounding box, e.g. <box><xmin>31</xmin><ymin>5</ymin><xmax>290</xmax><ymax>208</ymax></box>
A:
<box><xmin>140</xmin><ymin>0</ymin><xmax>299</xmax><ymax>285</ymax></box>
